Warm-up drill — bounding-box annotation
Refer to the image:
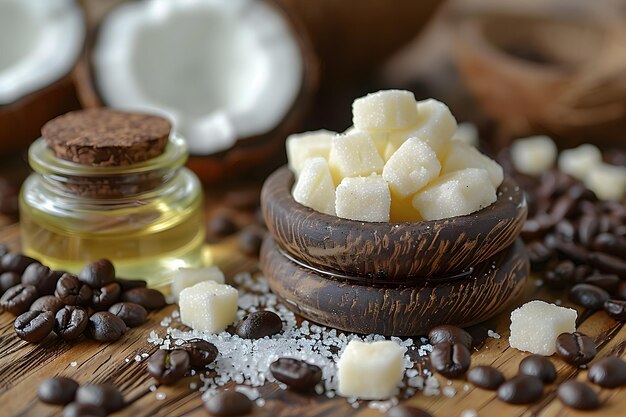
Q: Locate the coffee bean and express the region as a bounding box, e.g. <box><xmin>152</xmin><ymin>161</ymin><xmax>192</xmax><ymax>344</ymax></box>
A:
<box><xmin>430</xmin><ymin>343</ymin><xmax>471</xmax><ymax>378</ymax></box>
<box><xmin>497</xmin><ymin>375</ymin><xmax>543</xmax><ymax>404</ymax></box>
<box><xmin>30</xmin><ymin>295</ymin><xmax>65</xmax><ymax>314</ymax></box>
<box><xmin>557</xmin><ymin>380</ymin><xmax>599</xmax><ymax>410</ymax></box>
<box><xmin>466</xmin><ymin>366</ymin><xmax>504</xmax><ymax>390</ymax></box>
<box><xmin>75</xmin><ymin>384</ymin><xmax>124</xmax><ymax>413</ymax></box>
<box><xmin>527</xmin><ymin>241</ymin><xmax>554</xmax><ymax>271</ymax></box>
<box><xmin>591</xmin><ymin>233</ymin><xmax>626</xmax><ymax>257</ymax></box>
<box><xmin>91</xmin><ymin>283</ymin><xmax>121</xmax><ymax>310</ymax></box>
<box><xmin>569</xmin><ymin>283</ymin><xmax>609</xmax><ymax>310</ymax></box>
<box><xmin>387</xmin><ymin>405</ymin><xmax>433</xmax><ymax>417</ymax></box>
<box><xmin>55</xmin><ymin>274</ymin><xmax>92</xmax><ymax>306</ymax></box>
<box><xmin>116</xmin><ymin>277</ymin><xmax>147</xmax><ymax>292</ymax></box>
<box><xmin>79</xmin><ymin>259</ymin><xmax>116</xmax><ymax>288</ymax></box>
<box><xmin>207</xmin><ymin>212</ymin><xmax>238</xmax><ymax>238</ymax></box>
<box><xmin>108</xmin><ymin>302</ymin><xmax>147</xmax><ymax>327</ymax></box>
<box><xmin>1</xmin><ymin>253</ymin><xmax>38</xmax><ymax>274</ymax></box>
<box><xmin>619</xmin><ymin>282</ymin><xmax>626</xmax><ymax>300</ymax></box>
<box><xmin>550</xmin><ymin>195</ymin><xmax>577</xmax><ymax>222</ymax></box>
<box><xmin>584</xmin><ymin>274</ymin><xmax>620</xmax><ymax>294</ymax></box>
<box><xmin>0</xmin><ymin>284</ymin><xmax>38</xmax><ymax>314</ymax></box>
<box><xmin>21</xmin><ymin>263</ymin><xmax>58</xmax><ymax>295</ymax></box>
<box><xmin>179</xmin><ymin>339</ymin><xmax>218</xmax><ymax>368</ymax></box>
<box><xmin>518</xmin><ymin>355</ymin><xmax>556</xmax><ymax>383</ymax></box>
<box><xmin>147</xmin><ymin>349</ymin><xmax>190</xmax><ymax>385</ymax></box>
<box><xmin>587</xmin><ymin>251</ymin><xmax>626</xmax><ymax>276</ymax></box>
<box><xmin>235</xmin><ymin>311</ymin><xmax>282</xmax><ymax>339</ymax></box>
<box><xmin>238</xmin><ymin>226</ymin><xmax>265</xmax><ymax>257</ymax></box>
<box><xmin>204</xmin><ymin>391</ymin><xmax>253</xmax><ymax>416</ymax></box>
<box><xmin>63</xmin><ymin>402</ymin><xmax>107</xmax><ymax>417</ymax></box>
<box><xmin>428</xmin><ymin>325</ymin><xmax>473</xmax><ymax>349</ymax></box>
<box><xmin>55</xmin><ymin>306</ymin><xmax>89</xmax><ymax>340</ymax></box>
<box><xmin>270</xmin><ymin>358</ymin><xmax>322</xmax><ymax>391</ymax></box>
<box><xmin>14</xmin><ymin>310</ymin><xmax>54</xmax><ymax>343</ymax></box>
<box><xmin>38</xmin><ymin>377</ymin><xmax>79</xmax><ymax>405</ymax></box>
<box><xmin>604</xmin><ymin>299</ymin><xmax>626</xmax><ymax>321</ymax></box>
<box><xmin>587</xmin><ymin>356</ymin><xmax>626</xmax><ymax>388</ymax></box>
<box><xmin>120</xmin><ymin>288</ymin><xmax>165</xmax><ymax>310</ymax></box>
<box><xmin>578</xmin><ymin>215</ymin><xmax>599</xmax><ymax>246</ymax></box>
<box><xmin>86</xmin><ymin>312</ymin><xmax>127</xmax><ymax>342</ymax></box>
<box><xmin>0</xmin><ymin>271</ymin><xmax>20</xmax><ymax>292</ymax></box>
<box><xmin>556</xmin><ymin>332</ymin><xmax>596</xmax><ymax>366</ymax></box>
<box><xmin>555</xmin><ymin>219</ymin><xmax>575</xmax><ymax>240</ymax></box>
<box><xmin>549</xmin><ymin>238</ymin><xmax>588</xmax><ymax>264</ymax></box>
<box><xmin>544</xmin><ymin>260</ymin><xmax>575</xmax><ymax>289</ymax></box>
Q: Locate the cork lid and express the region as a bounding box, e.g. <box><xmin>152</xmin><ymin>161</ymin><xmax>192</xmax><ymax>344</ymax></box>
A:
<box><xmin>42</xmin><ymin>108</ymin><xmax>171</xmax><ymax>167</ymax></box>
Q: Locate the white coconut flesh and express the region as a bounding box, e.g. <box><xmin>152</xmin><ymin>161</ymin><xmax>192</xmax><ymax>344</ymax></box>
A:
<box><xmin>0</xmin><ymin>0</ymin><xmax>84</xmax><ymax>105</ymax></box>
<box><xmin>93</xmin><ymin>0</ymin><xmax>303</xmax><ymax>155</ymax></box>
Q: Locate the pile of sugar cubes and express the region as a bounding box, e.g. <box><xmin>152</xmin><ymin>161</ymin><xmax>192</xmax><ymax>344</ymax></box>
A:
<box><xmin>288</xmin><ymin>90</ymin><xmax>504</xmax><ymax>222</ymax></box>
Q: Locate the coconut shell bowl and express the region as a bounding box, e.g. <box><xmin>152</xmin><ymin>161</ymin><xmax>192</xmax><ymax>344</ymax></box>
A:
<box><xmin>260</xmin><ymin>166</ymin><xmax>530</xmax><ymax>336</ymax></box>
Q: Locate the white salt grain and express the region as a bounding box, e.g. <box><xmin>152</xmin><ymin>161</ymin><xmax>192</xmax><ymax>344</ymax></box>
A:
<box><xmin>156</xmin><ymin>392</ymin><xmax>166</xmax><ymax>400</ymax></box>
<box><xmin>461</xmin><ymin>409</ymin><xmax>478</xmax><ymax>417</ymax></box>
<box><xmin>443</xmin><ymin>386</ymin><xmax>456</xmax><ymax>397</ymax></box>
<box><xmin>70</xmin><ymin>362</ymin><xmax>77</xmax><ymax>367</ymax></box>
<box><xmin>487</xmin><ymin>330</ymin><xmax>501</xmax><ymax>339</ymax></box>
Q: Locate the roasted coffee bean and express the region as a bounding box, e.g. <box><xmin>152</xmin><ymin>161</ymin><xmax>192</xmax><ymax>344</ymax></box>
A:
<box><xmin>497</xmin><ymin>375</ymin><xmax>543</xmax><ymax>404</ymax></box>
<box><xmin>557</xmin><ymin>380</ymin><xmax>599</xmax><ymax>410</ymax></box>
<box><xmin>30</xmin><ymin>295</ymin><xmax>65</xmax><ymax>314</ymax></box>
<box><xmin>38</xmin><ymin>377</ymin><xmax>79</xmax><ymax>405</ymax></box>
<box><xmin>573</xmin><ymin>265</ymin><xmax>593</xmax><ymax>283</ymax></box>
<box><xmin>204</xmin><ymin>391</ymin><xmax>253</xmax><ymax>416</ymax></box>
<box><xmin>75</xmin><ymin>384</ymin><xmax>124</xmax><ymax>413</ymax></box>
<box><xmin>108</xmin><ymin>302</ymin><xmax>147</xmax><ymax>327</ymax></box>
<box><xmin>21</xmin><ymin>263</ymin><xmax>58</xmax><ymax>295</ymax></box>
<box><xmin>55</xmin><ymin>274</ymin><xmax>92</xmax><ymax>306</ymax></box>
<box><xmin>116</xmin><ymin>277</ymin><xmax>147</xmax><ymax>292</ymax></box>
<box><xmin>78</xmin><ymin>259</ymin><xmax>115</xmax><ymax>288</ymax></box>
<box><xmin>270</xmin><ymin>358</ymin><xmax>322</xmax><ymax>391</ymax></box>
<box><xmin>14</xmin><ymin>310</ymin><xmax>54</xmax><ymax>343</ymax></box>
<box><xmin>0</xmin><ymin>284</ymin><xmax>38</xmax><ymax>314</ymax></box>
<box><xmin>387</xmin><ymin>405</ymin><xmax>433</xmax><ymax>417</ymax></box>
<box><xmin>86</xmin><ymin>312</ymin><xmax>127</xmax><ymax>342</ymax></box>
<box><xmin>591</xmin><ymin>233</ymin><xmax>626</xmax><ymax>257</ymax></box>
<box><xmin>55</xmin><ymin>306</ymin><xmax>89</xmax><ymax>340</ymax></box>
<box><xmin>430</xmin><ymin>342</ymin><xmax>471</xmax><ymax>378</ymax></box>
<box><xmin>587</xmin><ymin>356</ymin><xmax>626</xmax><ymax>388</ymax></box>
<box><xmin>548</xmin><ymin>237</ymin><xmax>588</xmax><ymax>264</ymax></box>
<box><xmin>428</xmin><ymin>325</ymin><xmax>473</xmax><ymax>349</ymax></box>
<box><xmin>584</xmin><ymin>273</ymin><xmax>620</xmax><ymax>293</ymax></box>
<box><xmin>63</xmin><ymin>402</ymin><xmax>107</xmax><ymax>417</ymax></box>
<box><xmin>120</xmin><ymin>288</ymin><xmax>165</xmax><ymax>310</ymax></box>
<box><xmin>527</xmin><ymin>241</ymin><xmax>554</xmax><ymax>271</ymax></box>
<box><xmin>544</xmin><ymin>260</ymin><xmax>575</xmax><ymax>289</ymax></box>
<box><xmin>555</xmin><ymin>219</ymin><xmax>575</xmax><ymax>240</ymax></box>
<box><xmin>619</xmin><ymin>282</ymin><xmax>626</xmax><ymax>300</ymax></box>
<box><xmin>147</xmin><ymin>349</ymin><xmax>190</xmax><ymax>385</ymax></box>
<box><xmin>587</xmin><ymin>251</ymin><xmax>626</xmax><ymax>276</ymax></box>
<box><xmin>549</xmin><ymin>195</ymin><xmax>577</xmax><ymax>222</ymax></box>
<box><xmin>238</xmin><ymin>226</ymin><xmax>265</xmax><ymax>256</ymax></box>
<box><xmin>180</xmin><ymin>339</ymin><xmax>218</xmax><ymax>368</ymax></box>
<box><xmin>518</xmin><ymin>354</ymin><xmax>556</xmax><ymax>383</ymax></box>
<box><xmin>578</xmin><ymin>215</ymin><xmax>599</xmax><ymax>246</ymax></box>
<box><xmin>556</xmin><ymin>332</ymin><xmax>596</xmax><ymax>366</ymax></box>
<box><xmin>521</xmin><ymin>217</ymin><xmax>553</xmax><ymax>240</ymax></box>
<box><xmin>235</xmin><ymin>310</ymin><xmax>282</xmax><ymax>339</ymax></box>
<box><xmin>604</xmin><ymin>299</ymin><xmax>626</xmax><ymax>321</ymax></box>
<box><xmin>207</xmin><ymin>212</ymin><xmax>238</xmax><ymax>238</ymax></box>
<box><xmin>466</xmin><ymin>366</ymin><xmax>504</xmax><ymax>390</ymax></box>
<box><xmin>569</xmin><ymin>283</ymin><xmax>609</xmax><ymax>310</ymax></box>
<box><xmin>1</xmin><ymin>253</ymin><xmax>37</xmax><ymax>274</ymax></box>
<box><xmin>91</xmin><ymin>283</ymin><xmax>121</xmax><ymax>310</ymax></box>
<box><xmin>0</xmin><ymin>271</ymin><xmax>20</xmax><ymax>292</ymax></box>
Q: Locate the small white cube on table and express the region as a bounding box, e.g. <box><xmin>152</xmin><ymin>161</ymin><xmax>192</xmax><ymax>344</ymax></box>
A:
<box><xmin>179</xmin><ymin>281</ymin><xmax>238</xmax><ymax>333</ymax></box>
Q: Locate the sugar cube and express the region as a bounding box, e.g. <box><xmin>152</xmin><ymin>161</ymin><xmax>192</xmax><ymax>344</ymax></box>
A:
<box><xmin>328</xmin><ymin>131</ymin><xmax>384</xmax><ymax>183</ymax></box>
<box><xmin>452</xmin><ymin>122</ymin><xmax>479</xmax><ymax>147</ymax></box>
<box><xmin>171</xmin><ymin>266</ymin><xmax>225</xmax><ymax>302</ymax></box>
<box><xmin>382</xmin><ymin>137</ymin><xmax>441</xmax><ymax>198</ymax></box>
<box><xmin>335</xmin><ymin>175</ymin><xmax>390</xmax><ymax>222</ymax></box>
<box><xmin>337</xmin><ymin>340</ymin><xmax>406</xmax><ymax>399</ymax></box>
<box><xmin>292</xmin><ymin>157</ymin><xmax>336</xmax><ymax>215</ymax></box>
<box><xmin>584</xmin><ymin>163</ymin><xmax>626</xmax><ymax>201</ymax></box>
<box><xmin>558</xmin><ymin>144</ymin><xmax>603</xmax><ymax>181</ymax></box>
<box><xmin>412</xmin><ymin>168</ymin><xmax>497</xmax><ymax>221</ymax></box>
<box><xmin>509</xmin><ymin>300</ymin><xmax>577</xmax><ymax>355</ymax></box>
<box><xmin>286</xmin><ymin>130</ymin><xmax>334</xmax><ymax>176</ymax></box>
<box><xmin>179</xmin><ymin>281</ymin><xmax>238</xmax><ymax>333</ymax></box>
<box><xmin>441</xmin><ymin>141</ymin><xmax>504</xmax><ymax>188</ymax></box>
<box><xmin>352</xmin><ymin>90</ymin><xmax>418</xmax><ymax>131</ymax></box>
<box><xmin>510</xmin><ymin>135</ymin><xmax>557</xmax><ymax>175</ymax></box>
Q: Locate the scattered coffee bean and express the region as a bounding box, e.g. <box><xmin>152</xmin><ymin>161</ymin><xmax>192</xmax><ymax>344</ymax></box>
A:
<box><xmin>497</xmin><ymin>375</ymin><xmax>543</xmax><ymax>404</ymax></box>
<box><xmin>38</xmin><ymin>377</ymin><xmax>79</xmax><ymax>405</ymax></box>
<box><xmin>0</xmin><ymin>271</ymin><xmax>21</xmax><ymax>292</ymax></box>
<box><xmin>55</xmin><ymin>306</ymin><xmax>89</xmax><ymax>340</ymax></box>
<box><xmin>147</xmin><ymin>349</ymin><xmax>190</xmax><ymax>385</ymax></box>
<box><xmin>604</xmin><ymin>299</ymin><xmax>626</xmax><ymax>321</ymax></box>
<box><xmin>30</xmin><ymin>295</ymin><xmax>65</xmax><ymax>314</ymax></box>
<box><xmin>569</xmin><ymin>283</ymin><xmax>609</xmax><ymax>310</ymax></box>
<box><xmin>466</xmin><ymin>366</ymin><xmax>505</xmax><ymax>390</ymax></box>
<box><xmin>63</xmin><ymin>402</ymin><xmax>107</xmax><ymax>417</ymax></box>
<box><xmin>429</xmin><ymin>342</ymin><xmax>471</xmax><ymax>378</ymax></box>
<box><xmin>587</xmin><ymin>251</ymin><xmax>626</xmax><ymax>276</ymax></box>
<box><xmin>584</xmin><ymin>274</ymin><xmax>620</xmax><ymax>294</ymax></box>
<box><xmin>116</xmin><ymin>277</ymin><xmax>147</xmax><ymax>292</ymax></box>
<box><xmin>238</xmin><ymin>226</ymin><xmax>265</xmax><ymax>257</ymax></box>
<box><xmin>1</xmin><ymin>253</ymin><xmax>38</xmax><ymax>274</ymax></box>
<box><xmin>55</xmin><ymin>274</ymin><xmax>92</xmax><ymax>306</ymax></box>
<box><xmin>526</xmin><ymin>241</ymin><xmax>553</xmax><ymax>271</ymax></box>
<box><xmin>21</xmin><ymin>263</ymin><xmax>57</xmax><ymax>295</ymax></box>
<box><xmin>555</xmin><ymin>332</ymin><xmax>596</xmax><ymax>366</ymax></box>
<box><xmin>387</xmin><ymin>405</ymin><xmax>433</xmax><ymax>417</ymax></box>
<box><xmin>91</xmin><ymin>283</ymin><xmax>121</xmax><ymax>311</ymax></box>
<box><xmin>544</xmin><ymin>260</ymin><xmax>575</xmax><ymax>289</ymax></box>
<box><xmin>180</xmin><ymin>339</ymin><xmax>218</xmax><ymax>368</ymax></box>
<box><xmin>557</xmin><ymin>380</ymin><xmax>599</xmax><ymax>410</ymax></box>
<box><xmin>578</xmin><ymin>215</ymin><xmax>599</xmax><ymax>246</ymax></box>
<box><xmin>0</xmin><ymin>284</ymin><xmax>38</xmax><ymax>314</ymax></box>
<box><xmin>120</xmin><ymin>288</ymin><xmax>165</xmax><ymax>310</ymax></box>
<box><xmin>270</xmin><ymin>358</ymin><xmax>322</xmax><ymax>391</ymax></box>
<box><xmin>549</xmin><ymin>237</ymin><xmax>588</xmax><ymax>264</ymax></box>
<box><xmin>108</xmin><ymin>302</ymin><xmax>147</xmax><ymax>327</ymax></box>
<box><xmin>428</xmin><ymin>325</ymin><xmax>473</xmax><ymax>349</ymax></box>
<box><xmin>78</xmin><ymin>259</ymin><xmax>116</xmax><ymax>288</ymax></box>
<box><xmin>518</xmin><ymin>354</ymin><xmax>557</xmax><ymax>384</ymax></box>
<box><xmin>86</xmin><ymin>312</ymin><xmax>127</xmax><ymax>342</ymax></box>
<box><xmin>591</xmin><ymin>233</ymin><xmax>626</xmax><ymax>258</ymax></box>
<box><xmin>588</xmin><ymin>356</ymin><xmax>626</xmax><ymax>388</ymax></box>
<box><xmin>573</xmin><ymin>265</ymin><xmax>593</xmax><ymax>283</ymax></box>
<box><xmin>235</xmin><ymin>310</ymin><xmax>282</xmax><ymax>339</ymax></box>
<box><xmin>204</xmin><ymin>390</ymin><xmax>253</xmax><ymax>416</ymax></box>
<box><xmin>207</xmin><ymin>212</ymin><xmax>238</xmax><ymax>238</ymax></box>
<box><xmin>14</xmin><ymin>310</ymin><xmax>54</xmax><ymax>343</ymax></box>
<box><xmin>75</xmin><ymin>384</ymin><xmax>124</xmax><ymax>413</ymax></box>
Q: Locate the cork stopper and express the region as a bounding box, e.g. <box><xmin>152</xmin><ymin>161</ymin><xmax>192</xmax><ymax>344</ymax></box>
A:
<box><xmin>42</xmin><ymin>108</ymin><xmax>171</xmax><ymax>167</ymax></box>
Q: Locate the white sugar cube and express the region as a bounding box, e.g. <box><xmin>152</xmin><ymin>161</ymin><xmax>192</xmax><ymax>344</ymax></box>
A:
<box><xmin>509</xmin><ymin>300</ymin><xmax>577</xmax><ymax>355</ymax></box>
<box><xmin>352</xmin><ymin>90</ymin><xmax>418</xmax><ymax>131</ymax></box>
<box><xmin>335</xmin><ymin>175</ymin><xmax>390</xmax><ymax>222</ymax></box>
<box><xmin>328</xmin><ymin>131</ymin><xmax>384</xmax><ymax>182</ymax></box>
<box><xmin>558</xmin><ymin>144</ymin><xmax>603</xmax><ymax>181</ymax></box>
<box><xmin>453</xmin><ymin>122</ymin><xmax>479</xmax><ymax>147</ymax></box>
<box><xmin>510</xmin><ymin>135</ymin><xmax>557</xmax><ymax>175</ymax></box>
<box><xmin>286</xmin><ymin>130</ymin><xmax>334</xmax><ymax>176</ymax></box>
<box><xmin>382</xmin><ymin>137</ymin><xmax>441</xmax><ymax>198</ymax></box>
<box><xmin>337</xmin><ymin>340</ymin><xmax>406</xmax><ymax>399</ymax></box>
<box><xmin>292</xmin><ymin>157</ymin><xmax>336</xmax><ymax>215</ymax></box>
<box><xmin>412</xmin><ymin>168</ymin><xmax>497</xmax><ymax>221</ymax></box>
<box><xmin>179</xmin><ymin>281</ymin><xmax>238</xmax><ymax>333</ymax></box>
<box><xmin>584</xmin><ymin>163</ymin><xmax>626</xmax><ymax>201</ymax></box>
<box><xmin>171</xmin><ymin>266</ymin><xmax>225</xmax><ymax>302</ymax></box>
<box><xmin>442</xmin><ymin>141</ymin><xmax>504</xmax><ymax>188</ymax></box>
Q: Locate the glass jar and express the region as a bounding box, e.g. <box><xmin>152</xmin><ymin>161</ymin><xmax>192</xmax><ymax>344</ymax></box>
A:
<box><xmin>20</xmin><ymin>134</ymin><xmax>205</xmax><ymax>288</ymax></box>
